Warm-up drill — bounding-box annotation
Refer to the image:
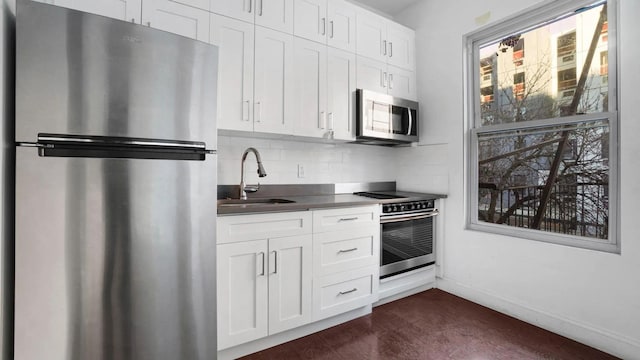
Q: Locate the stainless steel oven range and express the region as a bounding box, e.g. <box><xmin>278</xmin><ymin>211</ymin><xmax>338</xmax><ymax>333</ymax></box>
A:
<box><xmin>354</xmin><ymin>192</ymin><xmax>438</xmax><ymax>278</ymax></box>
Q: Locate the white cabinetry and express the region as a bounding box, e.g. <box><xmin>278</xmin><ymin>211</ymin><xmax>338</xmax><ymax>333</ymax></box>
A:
<box><xmin>311</xmin><ymin>206</ymin><xmax>379</xmax><ymax>321</ymax></box>
<box><xmin>356</xmin><ymin>9</ymin><xmax>415</xmax><ymax>71</ymax></box>
<box><xmin>35</xmin><ymin>0</ymin><xmax>209</xmax><ymax>41</ymax></box>
<box><xmin>217</xmin><ymin>211</ymin><xmax>312</xmax><ymax>350</ymax></box>
<box><xmin>211</xmin><ymin>0</ymin><xmax>294</xmax><ymax>34</ymax></box>
<box><xmin>355</xmin><ymin>9</ymin><xmax>416</xmax><ymax>100</ymax></box>
<box><xmin>210</xmin><ymin>14</ymin><xmax>255</xmax><ymax>132</ymax></box>
<box><xmin>356</xmin><ymin>55</ymin><xmax>417</xmax><ymax>100</ymax></box>
<box><xmin>211</xmin><ymin>18</ymin><xmax>294</xmax><ymax>134</ymax></box>
<box><xmin>254</xmin><ymin>26</ymin><xmax>295</xmax><ymax>134</ymax></box>
<box><xmin>294</xmin><ymin>0</ymin><xmax>355</xmax><ymax>52</ymax></box>
<box><xmin>293</xmin><ymin>38</ymin><xmax>355</xmax><ymax>140</ymax></box>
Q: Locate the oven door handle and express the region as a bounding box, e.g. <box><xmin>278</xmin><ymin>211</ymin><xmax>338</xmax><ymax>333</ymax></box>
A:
<box><xmin>380</xmin><ymin>210</ymin><xmax>439</xmax><ymax>223</ymax></box>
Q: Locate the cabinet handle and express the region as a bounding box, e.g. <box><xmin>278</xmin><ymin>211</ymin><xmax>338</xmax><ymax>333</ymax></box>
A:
<box><xmin>258</xmin><ymin>0</ymin><xmax>263</xmax><ymax>16</ymax></box>
<box><xmin>389</xmin><ymin>42</ymin><xmax>393</xmax><ymax>58</ymax></box>
<box><xmin>321</xmin><ymin>18</ymin><xmax>326</xmax><ymax>35</ymax></box>
<box><xmin>338</xmin><ymin>217</ymin><xmax>359</xmax><ymax>222</ymax></box>
<box><xmin>330</xmin><ymin>21</ymin><xmax>334</xmax><ymax>38</ymax></box>
<box><xmin>245</xmin><ymin>0</ymin><xmax>252</xmax><ymax>13</ymax></box>
<box><xmin>382</xmin><ymin>72</ymin><xmax>388</xmax><ymax>88</ymax></box>
<box><xmin>319</xmin><ymin>111</ymin><xmax>325</xmax><ymax>129</ymax></box>
<box><xmin>389</xmin><ymin>74</ymin><xmax>393</xmax><ymax>90</ymax></box>
<box><xmin>382</xmin><ymin>40</ymin><xmax>387</xmax><ymax>55</ymax></box>
<box><xmin>243</xmin><ymin>100</ymin><xmax>250</xmax><ymax>122</ymax></box>
<box><xmin>255</xmin><ymin>101</ymin><xmax>261</xmax><ymax>123</ymax></box>
<box><xmin>271</xmin><ymin>251</ymin><xmax>278</xmax><ymax>274</ymax></box>
<box><xmin>339</xmin><ymin>288</ymin><xmax>358</xmax><ymax>295</ymax></box>
<box><xmin>328</xmin><ymin>112</ymin><xmax>334</xmax><ymax>131</ymax></box>
<box><xmin>146</xmin><ymin>21</ymin><xmax>151</xmax><ymax>27</ymax></box>
<box><xmin>257</xmin><ymin>252</ymin><xmax>265</xmax><ymax>276</ymax></box>
<box><xmin>338</xmin><ymin>247</ymin><xmax>358</xmax><ymax>253</ymax></box>
<box><xmin>130</xmin><ymin>18</ymin><xmax>135</xmax><ymax>23</ymax></box>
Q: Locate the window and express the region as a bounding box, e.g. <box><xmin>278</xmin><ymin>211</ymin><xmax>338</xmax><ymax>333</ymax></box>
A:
<box><xmin>465</xmin><ymin>0</ymin><xmax>618</xmax><ymax>252</ymax></box>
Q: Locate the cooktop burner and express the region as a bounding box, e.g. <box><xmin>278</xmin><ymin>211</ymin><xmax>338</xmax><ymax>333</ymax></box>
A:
<box><xmin>353</xmin><ymin>192</ymin><xmax>399</xmax><ymax>200</ymax></box>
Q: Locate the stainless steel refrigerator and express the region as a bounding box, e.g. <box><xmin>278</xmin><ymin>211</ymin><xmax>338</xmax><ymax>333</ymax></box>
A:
<box><xmin>14</xmin><ymin>1</ymin><xmax>218</xmax><ymax>359</ymax></box>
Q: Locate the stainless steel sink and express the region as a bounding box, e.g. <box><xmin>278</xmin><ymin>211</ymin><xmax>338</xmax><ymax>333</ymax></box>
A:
<box><xmin>217</xmin><ymin>198</ymin><xmax>296</xmax><ymax>207</ymax></box>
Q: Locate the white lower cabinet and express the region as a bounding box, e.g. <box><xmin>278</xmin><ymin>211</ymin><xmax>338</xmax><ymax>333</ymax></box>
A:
<box><xmin>217</xmin><ymin>211</ymin><xmax>312</xmax><ymax>350</ymax></box>
<box><xmin>217</xmin><ymin>205</ymin><xmax>379</xmax><ymax>350</ymax></box>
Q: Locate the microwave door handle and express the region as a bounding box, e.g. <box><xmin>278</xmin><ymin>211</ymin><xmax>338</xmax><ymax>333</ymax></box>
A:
<box><xmin>407</xmin><ymin>108</ymin><xmax>413</xmax><ymax>136</ymax></box>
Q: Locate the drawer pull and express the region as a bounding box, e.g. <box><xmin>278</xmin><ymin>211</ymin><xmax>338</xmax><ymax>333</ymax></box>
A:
<box><xmin>338</xmin><ymin>247</ymin><xmax>358</xmax><ymax>253</ymax></box>
<box><xmin>339</xmin><ymin>288</ymin><xmax>358</xmax><ymax>295</ymax></box>
<box><xmin>338</xmin><ymin>217</ymin><xmax>359</xmax><ymax>222</ymax></box>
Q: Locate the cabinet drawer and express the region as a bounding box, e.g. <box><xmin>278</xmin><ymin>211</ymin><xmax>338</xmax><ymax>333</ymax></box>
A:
<box><xmin>312</xmin><ymin>266</ymin><xmax>378</xmax><ymax>321</ymax></box>
<box><xmin>313</xmin><ymin>205</ymin><xmax>379</xmax><ymax>233</ymax></box>
<box><xmin>218</xmin><ymin>211</ymin><xmax>312</xmax><ymax>244</ymax></box>
<box><xmin>313</xmin><ymin>228</ymin><xmax>379</xmax><ymax>276</ymax></box>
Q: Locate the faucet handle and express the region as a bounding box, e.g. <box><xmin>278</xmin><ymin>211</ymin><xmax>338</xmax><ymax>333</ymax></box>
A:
<box><xmin>243</xmin><ymin>183</ymin><xmax>261</xmax><ymax>193</ymax></box>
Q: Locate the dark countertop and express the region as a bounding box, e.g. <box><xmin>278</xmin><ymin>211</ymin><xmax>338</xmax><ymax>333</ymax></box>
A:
<box><xmin>217</xmin><ymin>192</ymin><xmax>447</xmax><ymax>216</ymax></box>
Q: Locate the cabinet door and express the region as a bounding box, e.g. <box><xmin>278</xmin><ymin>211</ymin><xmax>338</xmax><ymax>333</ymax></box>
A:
<box><xmin>211</xmin><ymin>14</ymin><xmax>255</xmax><ymax>132</ymax></box>
<box><xmin>36</xmin><ymin>0</ymin><xmax>142</xmax><ymax>22</ymax></box>
<box><xmin>293</xmin><ymin>38</ymin><xmax>327</xmax><ymax>138</ymax></box>
<box><xmin>210</xmin><ymin>0</ymin><xmax>255</xmax><ymax>23</ymax></box>
<box><xmin>356</xmin><ymin>10</ymin><xmax>386</xmax><ymax>62</ymax></box>
<box><xmin>217</xmin><ymin>240</ymin><xmax>269</xmax><ymax>350</ymax></box>
<box><xmin>254</xmin><ymin>26</ymin><xmax>294</xmax><ymax>134</ymax></box>
<box><xmin>142</xmin><ymin>0</ymin><xmax>210</xmax><ymax>42</ymax></box>
<box><xmin>327</xmin><ymin>47</ymin><xmax>355</xmax><ymax>140</ymax></box>
<box><xmin>255</xmin><ymin>0</ymin><xmax>294</xmax><ymax>34</ymax></box>
<box><xmin>327</xmin><ymin>0</ymin><xmax>355</xmax><ymax>52</ymax></box>
<box><xmin>268</xmin><ymin>235</ymin><xmax>313</xmax><ymax>335</ymax></box>
<box><xmin>294</xmin><ymin>0</ymin><xmax>327</xmax><ymax>44</ymax></box>
<box><xmin>386</xmin><ymin>22</ymin><xmax>415</xmax><ymax>71</ymax></box>
<box><xmin>356</xmin><ymin>55</ymin><xmax>387</xmax><ymax>94</ymax></box>
<box><xmin>388</xmin><ymin>65</ymin><xmax>417</xmax><ymax>101</ymax></box>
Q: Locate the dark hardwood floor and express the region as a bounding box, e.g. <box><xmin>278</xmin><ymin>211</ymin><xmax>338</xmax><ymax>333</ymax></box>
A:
<box><xmin>241</xmin><ymin>289</ymin><xmax>618</xmax><ymax>360</ymax></box>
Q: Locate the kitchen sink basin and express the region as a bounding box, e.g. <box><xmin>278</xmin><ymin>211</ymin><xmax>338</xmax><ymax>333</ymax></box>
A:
<box><xmin>217</xmin><ymin>198</ymin><xmax>296</xmax><ymax>207</ymax></box>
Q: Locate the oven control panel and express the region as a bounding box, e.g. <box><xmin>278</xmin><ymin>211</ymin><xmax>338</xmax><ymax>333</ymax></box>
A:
<box><xmin>382</xmin><ymin>200</ymin><xmax>435</xmax><ymax>214</ymax></box>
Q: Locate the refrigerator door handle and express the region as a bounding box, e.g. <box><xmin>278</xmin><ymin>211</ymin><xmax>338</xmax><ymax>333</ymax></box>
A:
<box><xmin>36</xmin><ymin>134</ymin><xmax>214</xmax><ymax>161</ymax></box>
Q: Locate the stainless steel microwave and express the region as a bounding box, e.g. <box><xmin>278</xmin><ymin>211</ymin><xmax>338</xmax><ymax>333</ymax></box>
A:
<box><xmin>355</xmin><ymin>89</ymin><xmax>419</xmax><ymax>145</ymax></box>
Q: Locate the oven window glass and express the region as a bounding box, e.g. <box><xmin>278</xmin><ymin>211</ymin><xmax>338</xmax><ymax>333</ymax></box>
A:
<box><xmin>381</xmin><ymin>216</ymin><xmax>433</xmax><ymax>267</ymax></box>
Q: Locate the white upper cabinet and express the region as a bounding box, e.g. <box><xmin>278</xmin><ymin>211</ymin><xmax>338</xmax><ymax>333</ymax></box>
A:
<box><xmin>356</xmin><ymin>9</ymin><xmax>415</xmax><ymax>71</ymax></box>
<box><xmin>142</xmin><ymin>0</ymin><xmax>210</xmax><ymax>42</ymax></box>
<box><xmin>326</xmin><ymin>0</ymin><xmax>356</xmax><ymax>52</ymax></box>
<box><xmin>294</xmin><ymin>0</ymin><xmax>355</xmax><ymax>52</ymax></box>
<box><xmin>211</xmin><ymin>0</ymin><xmax>294</xmax><ymax>33</ymax></box>
<box><xmin>356</xmin><ymin>10</ymin><xmax>386</xmax><ymax>62</ymax></box>
<box><xmin>327</xmin><ymin>47</ymin><xmax>355</xmax><ymax>140</ymax></box>
<box><xmin>33</xmin><ymin>0</ymin><xmax>142</xmax><ymax>22</ymax></box>
<box><xmin>356</xmin><ymin>56</ymin><xmax>417</xmax><ymax>100</ymax></box>
<box><xmin>386</xmin><ymin>21</ymin><xmax>415</xmax><ymax>71</ymax></box>
<box><xmin>210</xmin><ymin>14</ymin><xmax>255</xmax><ymax>132</ymax></box>
<box><xmin>293</xmin><ymin>38</ymin><xmax>328</xmax><ymax>138</ymax></box>
<box><xmin>254</xmin><ymin>26</ymin><xmax>295</xmax><ymax>134</ymax></box>
<box><xmin>293</xmin><ymin>0</ymin><xmax>328</xmax><ymax>44</ymax></box>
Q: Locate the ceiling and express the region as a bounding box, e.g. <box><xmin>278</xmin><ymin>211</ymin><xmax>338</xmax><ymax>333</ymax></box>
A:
<box><xmin>350</xmin><ymin>0</ymin><xmax>423</xmax><ymax>16</ymax></box>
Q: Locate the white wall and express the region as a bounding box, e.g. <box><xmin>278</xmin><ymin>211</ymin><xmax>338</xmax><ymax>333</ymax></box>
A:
<box><xmin>217</xmin><ymin>135</ymin><xmax>397</xmax><ymax>185</ymax></box>
<box><xmin>396</xmin><ymin>0</ymin><xmax>640</xmax><ymax>358</ymax></box>
<box><xmin>0</xmin><ymin>0</ymin><xmax>14</xmax><ymax>358</ymax></box>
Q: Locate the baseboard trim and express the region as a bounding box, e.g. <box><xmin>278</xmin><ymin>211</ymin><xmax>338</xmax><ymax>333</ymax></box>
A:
<box><xmin>436</xmin><ymin>277</ymin><xmax>640</xmax><ymax>359</ymax></box>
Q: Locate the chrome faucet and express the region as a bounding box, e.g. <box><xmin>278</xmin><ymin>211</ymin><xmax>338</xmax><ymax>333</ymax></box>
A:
<box><xmin>239</xmin><ymin>147</ymin><xmax>267</xmax><ymax>200</ymax></box>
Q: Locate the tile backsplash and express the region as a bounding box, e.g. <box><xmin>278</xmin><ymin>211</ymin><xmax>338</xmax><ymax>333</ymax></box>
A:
<box><xmin>217</xmin><ymin>135</ymin><xmax>449</xmax><ymax>195</ymax></box>
<box><xmin>217</xmin><ymin>135</ymin><xmax>397</xmax><ymax>185</ymax></box>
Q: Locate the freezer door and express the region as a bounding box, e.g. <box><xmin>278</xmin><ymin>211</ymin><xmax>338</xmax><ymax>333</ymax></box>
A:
<box><xmin>16</xmin><ymin>1</ymin><xmax>218</xmax><ymax>148</ymax></box>
<box><xmin>14</xmin><ymin>147</ymin><xmax>217</xmax><ymax>360</ymax></box>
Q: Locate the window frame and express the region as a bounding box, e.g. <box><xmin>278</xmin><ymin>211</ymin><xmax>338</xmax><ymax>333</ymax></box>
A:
<box><xmin>463</xmin><ymin>0</ymin><xmax>620</xmax><ymax>253</ymax></box>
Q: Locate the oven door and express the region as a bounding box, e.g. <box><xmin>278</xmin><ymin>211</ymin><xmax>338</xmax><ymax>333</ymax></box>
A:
<box><xmin>379</xmin><ymin>211</ymin><xmax>437</xmax><ymax>278</ymax></box>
